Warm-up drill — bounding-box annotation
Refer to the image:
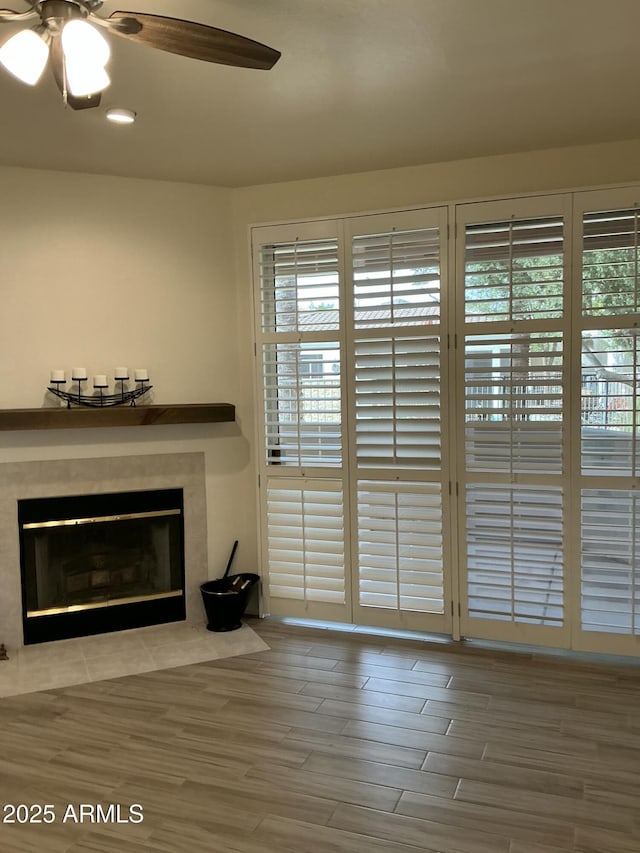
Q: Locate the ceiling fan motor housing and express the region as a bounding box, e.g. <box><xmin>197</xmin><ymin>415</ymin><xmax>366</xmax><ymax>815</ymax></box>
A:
<box><xmin>38</xmin><ymin>1</ymin><xmax>96</xmax><ymax>32</ymax></box>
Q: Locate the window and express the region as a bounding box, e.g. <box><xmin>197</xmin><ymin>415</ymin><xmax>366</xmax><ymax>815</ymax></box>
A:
<box><xmin>457</xmin><ymin>197</ymin><xmax>569</xmax><ymax>644</ymax></box>
<box><xmin>348</xmin><ymin>212</ymin><xmax>448</xmax><ymax>629</ymax></box>
<box><xmin>258</xmin><ymin>229</ymin><xmax>342</xmax><ymax>470</ymax></box>
<box><xmin>577</xmin><ymin>193</ymin><xmax>640</xmax><ymax>643</ymax></box>
<box><xmin>254</xmin><ymin>210</ymin><xmax>450</xmax><ymax>631</ymax></box>
<box><xmin>466</xmin><ymin>484</ymin><xmax>563</xmax><ymax>626</ymax></box>
<box><xmin>253</xmin><ymin>186</ymin><xmax>640</xmax><ymax>657</ymax></box>
<box><xmin>464</xmin><ymin>217</ymin><xmax>564</xmax><ymax>323</ymax></box>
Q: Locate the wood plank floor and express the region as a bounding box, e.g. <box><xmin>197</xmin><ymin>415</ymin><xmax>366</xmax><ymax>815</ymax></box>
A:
<box><xmin>0</xmin><ymin>618</ymin><xmax>638</xmax><ymax>853</ymax></box>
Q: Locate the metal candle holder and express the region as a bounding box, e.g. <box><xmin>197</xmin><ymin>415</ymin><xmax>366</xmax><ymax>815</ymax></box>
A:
<box><xmin>47</xmin><ymin>374</ymin><xmax>152</xmax><ymax>408</ymax></box>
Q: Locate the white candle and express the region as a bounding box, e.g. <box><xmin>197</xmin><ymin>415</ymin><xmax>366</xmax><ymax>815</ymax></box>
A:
<box><xmin>71</xmin><ymin>367</ymin><xmax>87</xmax><ymax>380</ymax></box>
<box><xmin>114</xmin><ymin>366</ymin><xmax>128</xmax><ymax>380</ymax></box>
<box><xmin>134</xmin><ymin>368</ymin><xmax>148</xmax><ymax>381</ymax></box>
<box><xmin>93</xmin><ymin>374</ymin><xmax>108</xmax><ymax>388</ymax></box>
<box><xmin>50</xmin><ymin>369</ymin><xmax>65</xmax><ymax>382</ymax></box>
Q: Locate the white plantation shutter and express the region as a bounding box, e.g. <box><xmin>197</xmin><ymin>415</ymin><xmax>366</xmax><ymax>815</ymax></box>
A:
<box><xmin>254</xmin><ymin>222</ymin><xmax>347</xmax><ymax>621</ymax></box>
<box><xmin>581</xmin><ymin>489</ymin><xmax>640</xmax><ymax>635</ymax></box>
<box><xmin>457</xmin><ymin>199</ymin><xmax>569</xmax><ymax>645</ymax></box>
<box><xmin>575</xmin><ymin>193</ymin><xmax>640</xmax><ymax>653</ymax></box>
<box><xmin>266</xmin><ymin>479</ymin><xmax>346</xmax><ymax>615</ymax></box>
<box><xmin>466</xmin><ymin>484</ymin><xmax>564</xmax><ymax>626</ymax></box>
<box><xmin>354</xmin><ymin>336</ymin><xmax>440</xmax><ymax>469</ymax></box>
<box><xmin>253</xmin><ymin>189</ymin><xmax>640</xmax><ymax>658</ymax></box>
<box><xmin>357</xmin><ymin>482</ymin><xmax>444</xmax><ymax>613</ymax></box>
<box><xmin>348</xmin><ymin>209</ymin><xmax>450</xmax><ymax>633</ymax></box>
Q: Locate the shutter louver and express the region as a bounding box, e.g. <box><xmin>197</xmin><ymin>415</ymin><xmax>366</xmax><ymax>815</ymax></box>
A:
<box><xmin>465</xmin><ymin>217</ymin><xmax>564</xmax><ymax>323</ymax></box>
<box><xmin>465</xmin><ymin>332</ymin><xmax>563</xmax><ymax>474</ymax></box>
<box><xmin>355</xmin><ymin>336</ymin><xmax>440</xmax><ymax>469</ymax></box>
<box><xmin>357</xmin><ymin>482</ymin><xmax>444</xmax><ymax>613</ymax></box>
<box><xmin>352</xmin><ymin>228</ymin><xmax>440</xmax><ymax>328</ymax></box>
<box><xmin>581</xmin><ymin>490</ymin><xmax>640</xmax><ymax>635</ymax></box>
<box><xmin>466</xmin><ymin>484</ymin><xmax>564</xmax><ymax>626</ymax></box>
<box><xmin>260</xmin><ymin>239</ymin><xmax>340</xmax><ymax>333</ymax></box>
<box><xmin>266</xmin><ymin>480</ymin><xmax>345</xmax><ymax>604</ymax></box>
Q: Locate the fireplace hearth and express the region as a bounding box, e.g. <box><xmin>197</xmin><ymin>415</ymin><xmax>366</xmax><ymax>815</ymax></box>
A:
<box><xmin>19</xmin><ymin>489</ymin><xmax>186</xmax><ymax>644</ymax></box>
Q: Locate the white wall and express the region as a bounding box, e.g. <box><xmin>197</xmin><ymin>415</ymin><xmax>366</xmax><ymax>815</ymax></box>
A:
<box><xmin>0</xmin><ymin>166</ymin><xmax>252</xmax><ymax>578</ymax></box>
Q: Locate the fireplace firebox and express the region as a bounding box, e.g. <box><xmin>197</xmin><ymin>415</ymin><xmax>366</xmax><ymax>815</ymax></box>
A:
<box><xmin>18</xmin><ymin>489</ymin><xmax>185</xmax><ymax>644</ymax></box>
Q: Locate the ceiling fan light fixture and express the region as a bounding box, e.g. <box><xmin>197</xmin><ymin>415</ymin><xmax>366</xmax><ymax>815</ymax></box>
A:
<box><xmin>0</xmin><ymin>29</ymin><xmax>49</xmax><ymax>86</ymax></box>
<box><xmin>106</xmin><ymin>107</ymin><xmax>136</xmax><ymax>125</ymax></box>
<box><xmin>0</xmin><ymin>7</ymin><xmax>280</xmax><ymax>111</ymax></box>
<box><xmin>61</xmin><ymin>18</ymin><xmax>110</xmax><ymax>96</ymax></box>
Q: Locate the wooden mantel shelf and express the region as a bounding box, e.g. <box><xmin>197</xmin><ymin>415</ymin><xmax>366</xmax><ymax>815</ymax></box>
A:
<box><xmin>0</xmin><ymin>403</ymin><xmax>235</xmax><ymax>431</ymax></box>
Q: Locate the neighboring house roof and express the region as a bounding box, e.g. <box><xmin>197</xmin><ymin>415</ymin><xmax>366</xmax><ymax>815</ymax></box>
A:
<box><xmin>296</xmin><ymin>305</ymin><xmax>439</xmax><ymax>331</ymax></box>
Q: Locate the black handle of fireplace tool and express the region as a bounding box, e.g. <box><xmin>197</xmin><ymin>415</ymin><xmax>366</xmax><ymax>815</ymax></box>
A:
<box><xmin>223</xmin><ymin>540</ymin><xmax>239</xmax><ymax>578</ymax></box>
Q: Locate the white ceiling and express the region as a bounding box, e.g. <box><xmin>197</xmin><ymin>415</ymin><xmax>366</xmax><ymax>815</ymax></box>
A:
<box><xmin>0</xmin><ymin>0</ymin><xmax>639</xmax><ymax>188</ymax></box>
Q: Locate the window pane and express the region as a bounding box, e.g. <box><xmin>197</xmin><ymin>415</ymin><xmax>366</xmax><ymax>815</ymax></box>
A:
<box><xmin>582</xmin><ymin>489</ymin><xmax>640</xmax><ymax>635</ymax></box>
<box><xmin>260</xmin><ymin>239</ymin><xmax>339</xmax><ymax>333</ymax></box>
<box><xmin>583</xmin><ymin>209</ymin><xmax>640</xmax><ymax>316</ymax></box>
<box><xmin>357</xmin><ymin>482</ymin><xmax>444</xmax><ymax>613</ymax></box>
<box><xmin>263</xmin><ymin>342</ymin><xmax>341</xmax><ymax>466</ymax></box>
<box><xmin>465</xmin><ymin>217</ymin><xmax>564</xmax><ymax>323</ymax></box>
<box><xmin>466</xmin><ymin>484</ymin><xmax>564</xmax><ymax>626</ymax></box>
<box><xmin>355</xmin><ymin>336</ymin><xmax>441</xmax><ymax>469</ymax></box>
<box><xmin>465</xmin><ymin>332</ymin><xmax>563</xmax><ymax>474</ymax></box>
<box><xmin>353</xmin><ymin>228</ymin><xmax>440</xmax><ymax>328</ymax></box>
<box><xmin>267</xmin><ymin>481</ymin><xmax>345</xmax><ymax>603</ymax></box>
<box><xmin>581</xmin><ymin>330</ymin><xmax>639</xmax><ymax>476</ymax></box>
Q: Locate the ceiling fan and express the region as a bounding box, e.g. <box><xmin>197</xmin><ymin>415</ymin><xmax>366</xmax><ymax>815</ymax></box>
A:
<box><xmin>0</xmin><ymin>1</ymin><xmax>281</xmax><ymax>110</ymax></box>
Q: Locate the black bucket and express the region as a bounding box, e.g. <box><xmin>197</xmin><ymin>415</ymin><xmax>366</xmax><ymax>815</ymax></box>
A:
<box><xmin>200</xmin><ymin>541</ymin><xmax>259</xmax><ymax>632</ymax></box>
<box><xmin>200</xmin><ymin>573</ymin><xmax>259</xmax><ymax>632</ymax></box>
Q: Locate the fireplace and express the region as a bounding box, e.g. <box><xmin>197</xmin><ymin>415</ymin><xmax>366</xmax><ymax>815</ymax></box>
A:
<box><xmin>19</xmin><ymin>488</ymin><xmax>186</xmax><ymax>644</ymax></box>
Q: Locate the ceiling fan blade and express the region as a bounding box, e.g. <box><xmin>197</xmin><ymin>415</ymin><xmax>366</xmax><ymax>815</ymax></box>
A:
<box><xmin>107</xmin><ymin>12</ymin><xmax>280</xmax><ymax>70</ymax></box>
<box><xmin>0</xmin><ymin>8</ymin><xmax>39</xmax><ymax>21</ymax></box>
<box><xmin>49</xmin><ymin>35</ymin><xmax>101</xmax><ymax>110</ymax></box>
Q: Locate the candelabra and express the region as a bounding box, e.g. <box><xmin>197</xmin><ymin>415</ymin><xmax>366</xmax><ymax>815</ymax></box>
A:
<box><xmin>47</xmin><ymin>368</ymin><xmax>152</xmax><ymax>408</ymax></box>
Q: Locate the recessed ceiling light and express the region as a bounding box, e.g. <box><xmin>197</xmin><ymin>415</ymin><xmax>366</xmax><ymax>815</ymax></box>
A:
<box><xmin>106</xmin><ymin>108</ymin><xmax>136</xmax><ymax>125</ymax></box>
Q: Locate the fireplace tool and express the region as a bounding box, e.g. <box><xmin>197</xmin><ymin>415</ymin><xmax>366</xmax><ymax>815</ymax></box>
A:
<box><xmin>223</xmin><ymin>539</ymin><xmax>239</xmax><ymax>584</ymax></box>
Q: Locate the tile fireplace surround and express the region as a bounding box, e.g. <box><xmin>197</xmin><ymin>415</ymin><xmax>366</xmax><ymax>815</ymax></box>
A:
<box><xmin>0</xmin><ymin>452</ymin><xmax>209</xmax><ymax>652</ymax></box>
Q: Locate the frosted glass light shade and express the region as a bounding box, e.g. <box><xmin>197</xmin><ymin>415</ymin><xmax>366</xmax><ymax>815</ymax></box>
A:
<box><xmin>0</xmin><ymin>29</ymin><xmax>49</xmax><ymax>86</ymax></box>
<box><xmin>62</xmin><ymin>20</ymin><xmax>110</xmax><ymax>65</ymax></box>
<box><xmin>61</xmin><ymin>20</ymin><xmax>111</xmax><ymax>96</ymax></box>
<box><xmin>65</xmin><ymin>60</ymin><xmax>110</xmax><ymax>96</ymax></box>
